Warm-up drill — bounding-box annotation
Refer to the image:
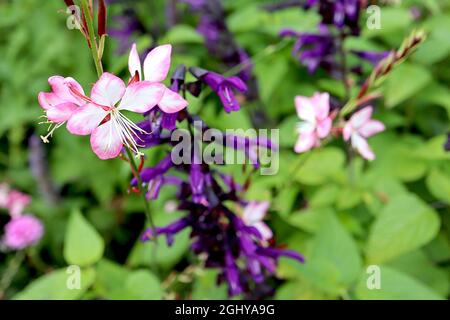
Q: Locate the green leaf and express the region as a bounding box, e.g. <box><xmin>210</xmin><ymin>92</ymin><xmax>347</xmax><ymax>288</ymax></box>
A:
<box><xmin>64</xmin><ymin>210</ymin><xmax>105</xmax><ymax>267</ymax></box>
<box><xmin>355</xmin><ymin>266</ymin><xmax>443</xmax><ymax>300</ymax></box>
<box><xmin>384</xmin><ymin>63</ymin><xmax>432</xmax><ymax>108</ymax></box>
<box><xmin>295</xmin><ymin>148</ymin><xmax>345</xmax><ymax>185</ymax></box>
<box><xmin>426</xmin><ymin>168</ymin><xmax>450</xmax><ymax>203</ymax></box>
<box><xmin>191</xmin><ymin>270</ymin><xmax>228</xmax><ymax>300</ymax></box>
<box><xmin>124</xmin><ymin>270</ymin><xmax>163</xmax><ymax>300</ymax></box>
<box><xmin>161</xmin><ymin>25</ymin><xmax>203</xmax><ymax>44</ymax></box>
<box><xmin>94</xmin><ymin>259</ymin><xmax>130</xmax><ymax>299</ymax></box>
<box><xmin>14</xmin><ymin>268</ymin><xmax>96</xmax><ymax>300</ymax></box>
<box><xmin>366</xmin><ymin>194</ymin><xmax>440</xmax><ymax>264</ymax></box>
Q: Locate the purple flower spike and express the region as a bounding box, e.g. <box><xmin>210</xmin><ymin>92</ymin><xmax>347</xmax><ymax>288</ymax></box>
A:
<box><xmin>351</xmin><ymin>50</ymin><xmax>390</xmax><ymax>65</ymax></box>
<box><xmin>141</xmin><ymin>217</ymin><xmax>190</xmax><ymax>245</ymax></box>
<box><xmin>190</xmin><ymin>67</ymin><xmax>247</xmax><ymax>113</ymax></box>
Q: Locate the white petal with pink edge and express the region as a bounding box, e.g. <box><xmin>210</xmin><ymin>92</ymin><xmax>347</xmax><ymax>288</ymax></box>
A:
<box><xmin>91</xmin><ymin>73</ymin><xmax>126</xmax><ymax>107</ymax></box>
<box><xmin>90</xmin><ymin>120</ymin><xmax>124</xmax><ymax>160</ymax></box>
<box><xmin>143</xmin><ymin>44</ymin><xmax>172</xmax><ymax>83</ymax></box>
<box><xmin>295</xmin><ymin>96</ymin><xmax>316</xmax><ymax>124</ymax></box>
<box><xmin>358</xmin><ymin>120</ymin><xmax>385</xmax><ymax>138</ymax></box>
<box><xmin>352</xmin><ymin>134</ymin><xmax>375</xmax><ymax>161</ymax></box>
<box><xmin>128</xmin><ymin>43</ymin><xmax>142</xmax><ymax>79</ymax></box>
<box><xmin>67</xmin><ymin>103</ymin><xmax>108</xmax><ymax>136</ymax></box>
<box><xmin>294</xmin><ymin>131</ymin><xmax>317</xmax><ymax>153</ymax></box>
<box><xmin>118</xmin><ymin>81</ymin><xmax>165</xmax><ymax>113</ymax></box>
<box><xmin>48</xmin><ymin>76</ymin><xmax>85</xmax><ymax>105</ymax></box>
<box><xmin>350</xmin><ymin>106</ymin><xmax>373</xmax><ymax>129</ymax></box>
<box><xmin>316</xmin><ymin>117</ymin><xmax>332</xmax><ymax>139</ymax></box>
<box><xmin>158</xmin><ymin>88</ymin><xmax>188</xmax><ymax>113</ymax></box>
<box><xmin>312</xmin><ymin>92</ymin><xmax>330</xmax><ymax>121</ymax></box>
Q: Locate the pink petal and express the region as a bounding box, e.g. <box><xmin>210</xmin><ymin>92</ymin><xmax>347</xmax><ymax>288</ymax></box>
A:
<box><xmin>253</xmin><ymin>221</ymin><xmax>273</xmax><ymax>241</ymax></box>
<box><xmin>295</xmin><ymin>96</ymin><xmax>316</xmax><ymax>123</ymax></box>
<box><xmin>46</xmin><ymin>102</ymin><xmax>78</xmax><ymax>123</ymax></box>
<box><xmin>312</xmin><ymin>92</ymin><xmax>330</xmax><ymax>121</ymax></box>
<box><xmin>48</xmin><ymin>76</ymin><xmax>85</xmax><ymax>105</ymax></box>
<box><xmin>158</xmin><ymin>88</ymin><xmax>189</xmax><ymax>113</ymax></box>
<box><xmin>316</xmin><ymin>117</ymin><xmax>332</xmax><ymax>139</ymax></box>
<box><xmin>143</xmin><ymin>44</ymin><xmax>172</xmax><ymax>82</ymax></box>
<box><xmin>118</xmin><ymin>81</ymin><xmax>165</xmax><ymax>113</ymax></box>
<box><xmin>128</xmin><ymin>43</ymin><xmax>142</xmax><ymax>79</ymax></box>
<box><xmin>67</xmin><ymin>103</ymin><xmax>108</xmax><ymax>135</ymax></box>
<box><xmin>91</xmin><ymin>72</ymin><xmax>126</xmax><ymax>107</ymax></box>
<box><xmin>294</xmin><ymin>131</ymin><xmax>317</xmax><ymax>153</ymax></box>
<box><xmin>350</xmin><ymin>106</ymin><xmax>373</xmax><ymax>129</ymax></box>
<box><xmin>343</xmin><ymin>122</ymin><xmax>352</xmax><ymax>141</ymax></box>
<box><xmin>358</xmin><ymin>120</ymin><xmax>385</xmax><ymax>138</ymax></box>
<box><xmin>38</xmin><ymin>92</ymin><xmax>60</xmax><ymax>110</ymax></box>
<box><xmin>243</xmin><ymin>201</ymin><xmax>270</xmax><ymax>224</ymax></box>
<box><xmin>90</xmin><ymin>120</ymin><xmax>123</xmax><ymax>160</ymax></box>
<box><xmin>352</xmin><ymin>134</ymin><xmax>375</xmax><ymax>161</ymax></box>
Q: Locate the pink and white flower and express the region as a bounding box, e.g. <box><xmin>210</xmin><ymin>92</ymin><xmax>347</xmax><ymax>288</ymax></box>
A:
<box><xmin>242</xmin><ymin>201</ymin><xmax>273</xmax><ymax>241</ymax></box>
<box><xmin>294</xmin><ymin>92</ymin><xmax>333</xmax><ymax>153</ymax></box>
<box><xmin>6</xmin><ymin>190</ymin><xmax>31</xmax><ymax>218</ymax></box>
<box><xmin>343</xmin><ymin>106</ymin><xmax>385</xmax><ymax>160</ymax></box>
<box><xmin>3</xmin><ymin>215</ymin><xmax>44</xmax><ymax>250</ymax></box>
<box><xmin>67</xmin><ymin>72</ymin><xmax>166</xmax><ymax>160</ymax></box>
<box><xmin>38</xmin><ymin>76</ymin><xmax>86</xmax><ymax>142</ymax></box>
<box><xmin>128</xmin><ymin>43</ymin><xmax>188</xmax><ymax>113</ymax></box>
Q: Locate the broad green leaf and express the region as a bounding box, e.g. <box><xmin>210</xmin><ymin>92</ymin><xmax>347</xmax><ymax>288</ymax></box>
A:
<box><xmin>94</xmin><ymin>259</ymin><xmax>130</xmax><ymax>299</ymax></box>
<box><xmin>161</xmin><ymin>25</ymin><xmax>203</xmax><ymax>44</ymax></box>
<box><xmin>191</xmin><ymin>270</ymin><xmax>228</xmax><ymax>300</ymax></box>
<box><xmin>124</xmin><ymin>270</ymin><xmax>163</xmax><ymax>300</ymax></box>
<box><xmin>14</xmin><ymin>268</ymin><xmax>95</xmax><ymax>300</ymax></box>
<box><xmin>426</xmin><ymin>168</ymin><xmax>450</xmax><ymax>203</ymax></box>
<box><xmin>64</xmin><ymin>210</ymin><xmax>105</xmax><ymax>267</ymax></box>
<box><xmin>366</xmin><ymin>194</ymin><xmax>440</xmax><ymax>264</ymax></box>
<box><xmin>295</xmin><ymin>148</ymin><xmax>345</xmax><ymax>185</ymax></box>
<box><xmin>384</xmin><ymin>63</ymin><xmax>432</xmax><ymax>108</ymax></box>
<box><xmin>355</xmin><ymin>266</ymin><xmax>443</xmax><ymax>300</ymax></box>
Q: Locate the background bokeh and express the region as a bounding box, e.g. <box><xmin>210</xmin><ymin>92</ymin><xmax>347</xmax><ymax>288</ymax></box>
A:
<box><xmin>0</xmin><ymin>0</ymin><xmax>449</xmax><ymax>300</ymax></box>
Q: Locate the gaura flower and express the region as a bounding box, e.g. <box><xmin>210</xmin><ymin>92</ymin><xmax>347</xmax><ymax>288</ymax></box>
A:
<box><xmin>242</xmin><ymin>201</ymin><xmax>273</xmax><ymax>241</ymax></box>
<box><xmin>5</xmin><ymin>190</ymin><xmax>31</xmax><ymax>218</ymax></box>
<box><xmin>3</xmin><ymin>215</ymin><xmax>44</xmax><ymax>250</ymax></box>
<box><xmin>67</xmin><ymin>72</ymin><xmax>165</xmax><ymax>159</ymax></box>
<box><xmin>128</xmin><ymin>44</ymin><xmax>188</xmax><ymax>114</ymax></box>
<box><xmin>38</xmin><ymin>76</ymin><xmax>86</xmax><ymax>143</ymax></box>
<box><xmin>294</xmin><ymin>92</ymin><xmax>332</xmax><ymax>153</ymax></box>
<box><xmin>343</xmin><ymin>106</ymin><xmax>385</xmax><ymax>160</ymax></box>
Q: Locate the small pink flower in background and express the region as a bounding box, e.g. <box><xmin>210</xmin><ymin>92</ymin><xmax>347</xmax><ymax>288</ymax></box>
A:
<box><xmin>3</xmin><ymin>215</ymin><xmax>44</xmax><ymax>250</ymax></box>
<box><xmin>294</xmin><ymin>92</ymin><xmax>333</xmax><ymax>153</ymax></box>
<box><xmin>128</xmin><ymin>44</ymin><xmax>188</xmax><ymax>113</ymax></box>
<box><xmin>242</xmin><ymin>201</ymin><xmax>273</xmax><ymax>241</ymax></box>
<box><xmin>0</xmin><ymin>183</ymin><xmax>9</xmax><ymax>208</ymax></box>
<box><xmin>5</xmin><ymin>191</ymin><xmax>31</xmax><ymax>218</ymax></box>
<box><xmin>38</xmin><ymin>76</ymin><xmax>86</xmax><ymax>143</ymax></box>
<box><xmin>66</xmin><ymin>72</ymin><xmax>166</xmax><ymax>159</ymax></box>
<box><xmin>343</xmin><ymin>106</ymin><xmax>385</xmax><ymax>160</ymax></box>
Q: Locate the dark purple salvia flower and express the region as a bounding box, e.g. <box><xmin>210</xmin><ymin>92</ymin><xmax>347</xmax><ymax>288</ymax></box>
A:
<box><xmin>141</xmin><ymin>217</ymin><xmax>190</xmax><ymax>246</ymax></box>
<box><xmin>280</xmin><ymin>25</ymin><xmax>337</xmax><ymax>74</ymax></box>
<box><xmin>190</xmin><ymin>67</ymin><xmax>248</xmax><ymax>113</ymax></box>
<box><xmin>108</xmin><ymin>7</ymin><xmax>144</xmax><ymax>54</ymax></box>
<box><xmin>351</xmin><ymin>50</ymin><xmax>391</xmax><ymax>66</ymax></box>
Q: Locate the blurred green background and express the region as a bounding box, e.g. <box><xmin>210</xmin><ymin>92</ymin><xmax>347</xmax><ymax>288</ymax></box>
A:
<box><xmin>0</xmin><ymin>0</ymin><xmax>449</xmax><ymax>300</ymax></box>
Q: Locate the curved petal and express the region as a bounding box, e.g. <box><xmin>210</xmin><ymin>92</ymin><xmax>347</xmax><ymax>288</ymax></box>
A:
<box><xmin>343</xmin><ymin>122</ymin><xmax>352</xmax><ymax>141</ymax></box>
<box><xmin>243</xmin><ymin>201</ymin><xmax>270</xmax><ymax>224</ymax></box>
<box><xmin>352</xmin><ymin>134</ymin><xmax>375</xmax><ymax>161</ymax></box>
<box><xmin>128</xmin><ymin>43</ymin><xmax>142</xmax><ymax>79</ymax></box>
<box><xmin>350</xmin><ymin>106</ymin><xmax>373</xmax><ymax>129</ymax></box>
<box><xmin>295</xmin><ymin>96</ymin><xmax>316</xmax><ymax>124</ymax></box>
<box><xmin>294</xmin><ymin>131</ymin><xmax>317</xmax><ymax>153</ymax></box>
<box><xmin>67</xmin><ymin>103</ymin><xmax>108</xmax><ymax>135</ymax></box>
<box><xmin>46</xmin><ymin>102</ymin><xmax>78</xmax><ymax>123</ymax></box>
<box><xmin>359</xmin><ymin>120</ymin><xmax>385</xmax><ymax>138</ymax></box>
<box><xmin>143</xmin><ymin>44</ymin><xmax>172</xmax><ymax>82</ymax></box>
<box><xmin>38</xmin><ymin>92</ymin><xmax>60</xmax><ymax>110</ymax></box>
<box><xmin>253</xmin><ymin>221</ymin><xmax>273</xmax><ymax>241</ymax></box>
<box><xmin>158</xmin><ymin>88</ymin><xmax>188</xmax><ymax>113</ymax></box>
<box><xmin>48</xmin><ymin>76</ymin><xmax>85</xmax><ymax>105</ymax></box>
<box><xmin>312</xmin><ymin>92</ymin><xmax>330</xmax><ymax>121</ymax></box>
<box><xmin>90</xmin><ymin>120</ymin><xmax>123</xmax><ymax>160</ymax></box>
<box><xmin>91</xmin><ymin>72</ymin><xmax>126</xmax><ymax>107</ymax></box>
<box><xmin>118</xmin><ymin>81</ymin><xmax>165</xmax><ymax>113</ymax></box>
<box><xmin>316</xmin><ymin>117</ymin><xmax>332</xmax><ymax>138</ymax></box>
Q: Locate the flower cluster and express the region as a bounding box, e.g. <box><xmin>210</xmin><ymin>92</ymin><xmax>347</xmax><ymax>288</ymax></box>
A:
<box><xmin>38</xmin><ymin>44</ymin><xmax>187</xmax><ymax>160</ymax></box>
<box><xmin>0</xmin><ymin>184</ymin><xmax>43</xmax><ymax>250</ymax></box>
<box><xmin>294</xmin><ymin>92</ymin><xmax>385</xmax><ymax>160</ymax></box>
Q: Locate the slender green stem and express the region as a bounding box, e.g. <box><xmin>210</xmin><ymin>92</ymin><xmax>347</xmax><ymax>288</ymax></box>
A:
<box><xmin>80</xmin><ymin>0</ymin><xmax>103</xmax><ymax>77</ymax></box>
<box><xmin>0</xmin><ymin>251</ymin><xmax>25</xmax><ymax>298</ymax></box>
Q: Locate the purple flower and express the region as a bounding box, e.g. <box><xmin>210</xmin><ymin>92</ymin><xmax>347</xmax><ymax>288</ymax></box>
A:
<box><xmin>351</xmin><ymin>50</ymin><xmax>390</xmax><ymax>66</ymax></box>
<box><xmin>141</xmin><ymin>217</ymin><xmax>190</xmax><ymax>246</ymax></box>
<box><xmin>280</xmin><ymin>26</ymin><xmax>337</xmax><ymax>74</ymax></box>
<box><xmin>190</xmin><ymin>67</ymin><xmax>248</xmax><ymax>113</ymax></box>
